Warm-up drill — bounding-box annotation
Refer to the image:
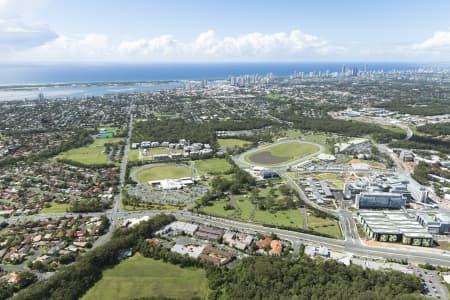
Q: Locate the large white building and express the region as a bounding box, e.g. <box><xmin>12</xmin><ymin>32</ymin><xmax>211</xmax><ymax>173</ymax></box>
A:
<box><xmin>155</xmin><ymin>221</ymin><xmax>198</xmax><ymax>236</ymax></box>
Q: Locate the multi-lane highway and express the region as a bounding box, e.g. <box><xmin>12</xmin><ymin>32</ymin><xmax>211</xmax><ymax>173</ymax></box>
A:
<box><xmin>3</xmin><ymin>110</ymin><xmax>450</xmax><ymax>292</ymax></box>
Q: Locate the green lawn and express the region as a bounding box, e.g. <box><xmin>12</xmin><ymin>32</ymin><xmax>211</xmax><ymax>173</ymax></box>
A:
<box><xmin>279</xmin><ymin>129</ymin><xmax>302</xmax><ymax>139</ymax></box>
<box><xmin>82</xmin><ymin>254</ymin><xmax>208</xmax><ymax>300</ymax></box>
<box><xmin>380</xmin><ymin>125</ymin><xmax>407</xmax><ymax>136</ymax></box>
<box><xmin>303</xmin><ymin>134</ymin><xmax>334</xmax><ymax>154</ymax></box>
<box><xmin>200</xmin><ymin>198</ymin><xmax>236</xmax><ymax>218</ymax></box>
<box><xmin>195</xmin><ymin>158</ymin><xmax>233</xmax><ymax>175</ymax></box>
<box><xmin>314</xmin><ymin>173</ymin><xmax>340</xmax><ymax>180</ymax></box>
<box><xmin>128</xmin><ymin>148</ymin><xmax>184</xmax><ymax>162</ymax></box>
<box><xmin>218</xmin><ymin>138</ymin><xmax>251</xmax><ymax>149</ymax></box>
<box><xmin>267</xmin><ymin>142</ymin><xmax>318</xmax><ymax>158</ymax></box>
<box><xmin>202</xmin><ymin>196</ymin><xmax>304</xmax><ymax>228</ymax></box>
<box><xmin>39</xmin><ymin>202</ymin><xmax>71</xmax><ymax>214</ymax></box>
<box><xmin>277</xmin><ymin>131</ymin><xmax>339</xmax><ymax>155</ymax></box>
<box><xmin>253</xmin><ymin>209</ymin><xmax>304</xmax><ymax>227</ymax></box>
<box><xmin>246</xmin><ymin>142</ymin><xmax>319</xmax><ymax>165</ymax></box>
<box><xmin>308</xmin><ymin>215</ymin><xmax>342</xmax><ymax>239</ymax></box>
<box><xmin>99</xmin><ymin>127</ymin><xmax>120</xmax><ymax>134</ymax></box>
<box><xmin>330</xmin><ymin>180</ymin><xmax>345</xmax><ymax>189</ymax></box>
<box><xmin>234</xmin><ymin>195</ymin><xmax>255</xmax><ymax>220</ymax></box>
<box><xmin>58</xmin><ymin>138</ymin><xmax>124</xmax><ymax>165</ymax></box>
<box><xmin>134</xmin><ymin>164</ymin><xmax>194</xmax><ymax>183</ymax></box>
<box><xmin>313</xmin><ymin>173</ymin><xmax>345</xmax><ymax>190</ymax></box>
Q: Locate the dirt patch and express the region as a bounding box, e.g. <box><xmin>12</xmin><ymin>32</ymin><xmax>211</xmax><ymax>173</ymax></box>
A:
<box><xmin>248</xmin><ymin>151</ymin><xmax>290</xmax><ymax>164</ymax></box>
<box><xmin>348</xmin><ymin>159</ymin><xmax>386</xmax><ymax>169</ymax></box>
<box><xmin>363</xmin><ymin>240</ymin><xmax>443</xmax><ymax>253</ymax></box>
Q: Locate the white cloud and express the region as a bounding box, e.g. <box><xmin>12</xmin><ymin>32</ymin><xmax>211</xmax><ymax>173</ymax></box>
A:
<box><xmin>0</xmin><ymin>0</ymin><xmax>56</xmax><ymax>53</ymax></box>
<box><xmin>412</xmin><ymin>29</ymin><xmax>450</xmax><ymax>51</ymax></box>
<box><xmin>116</xmin><ymin>29</ymin><xmax>344</xmax><ymax>61</ymax></box>
<box><xmin>0</xmin><ymin>18</ymin><xmax>57</xmax><ymax>51</ymax></box>
<box><xmin>21</xmin><ymin>33</ymin><xmax>111</xmax><ymax>60</ymax></box>
<box><xmin>118</xmin><ymin>35</ymin><xmax>183</xmax><ymax>57</ymax></box>
<box><xmin>10</xmin><ymin>29</ymin><xmax>345</xmax><ymax>62</ymax></box>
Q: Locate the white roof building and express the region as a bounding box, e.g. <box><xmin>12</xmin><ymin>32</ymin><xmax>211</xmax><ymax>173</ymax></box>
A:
<box><xmin>171</xmin><ymin>244</ymin><xmax>205</xmax><ymax>259</ymax></box>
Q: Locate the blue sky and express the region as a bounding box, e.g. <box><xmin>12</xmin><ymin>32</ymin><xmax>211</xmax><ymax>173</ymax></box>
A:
<box><xmin>1</xmin><ymin>0</ymin><xmax>450</xmax><ymax>62</ymax></box>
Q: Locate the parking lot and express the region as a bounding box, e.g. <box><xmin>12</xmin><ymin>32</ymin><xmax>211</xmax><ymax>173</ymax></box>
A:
<box><xmin>413</xmin><ymin>268</ymin><xmax>448</xmax><ymax>299</ymax></box>
<box><xmin>127</xmin><ymin>184</ymin><xmax>208</xmax><ymax>205</ymax></box>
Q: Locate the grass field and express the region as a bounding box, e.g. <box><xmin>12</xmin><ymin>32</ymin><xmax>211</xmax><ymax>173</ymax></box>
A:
<box><xmin>134</xmin><ymin>164</ymin><xmax>194</xmax><ymax>183</ymax></box>
<box><xmin>128</xmin><ymin>148</ymin><xmax>184</xmax><ymax>162</ymax></box>
<box><xmin>58</xmin><ymin>138</ymin><xmax>124</xmax><ymax>165</ymax></box>
<box><xmin>218</xmin><ymin>138</ymin><xmax>251</xmax><ymax>149</ymax></box>
<box><xmin>123</xmin><ymin>203</ymin><xmax>180</xmax><ymax>211</ymax></box>
<box><xmin>253</xmin><ymin>209</ymin><xmax>304</xmax><ymax>227</ymax></box>
<box><xmin>380</xmin><ymin>125</ymin><xmax>407</xmax><ymax>136</ymax></box>
<box><xmin>313</xmin><ymin>173</ymin><xmax>345</xmax><ymax>190</ymax></box>
<box><xmin>201</xmin><ymin>195</ymin><xmax>305</xmax><ymax>228</ymax></box>
<box><xmin>307</xmin><ymin>215</ymin><xmax>342</xmax><ymax>239</ymax></box>
<box><xmin>200</xmin><ymin>198</ymin><xmax>236</xmax><ymax>218</ymax></box>
<box><xmin>246</xmin><ymin>142</ymin><xmax>319</xmax><ymax>165</ymax></box>
<box><xmin>195</xmin><ymin>158</ymin><xmax>233</xmax><ymax>175</ymax></box>
<box><xmin>82</xmin><ymin>254</ymin><xmax>208</xmax><ymax>300</ymax></box>
<box><xmin>234</xmin><ymin>196</ymin><xmax>255</xmax><ymax>220</ymax></box>
<box><xmin>314</xmin><ymin>173</ymin><xmax>340</xmax><ymax>180</ymax></box>
<box><xmin>302</xmin><ymin>134</ymin><xmax>334</xmax><ymax>154</ymax></box>
<box><xmin>40</xmin><ymin>202</ymin><xmax>71</xmax><ymax>214</ymax></box>
<box><xmin>99</xmin><ymin>127</ymin><xmax>120</xmax><ymax>134</ymax></box>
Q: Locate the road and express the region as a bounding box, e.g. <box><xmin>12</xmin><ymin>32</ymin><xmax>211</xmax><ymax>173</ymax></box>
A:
<box><xmin>4</xmin><ymin>207</ymin><xmax>450</xmax><ymax>270</ymax></box>
<box><xmin>232</xmin><ymin>138</ymin><xmax>333</xmax><ymax>216</ymax></box>
<box><xmin>94</xmin><ymin>101</ymin><xmax>133</xmax><ymax>248</ymax></box>
<box><xmin>171</xmin><ymin>211</ymin><xmax>450</xmax><ymax>267</ymax></box>
<box><xmin>283</xmin><ymin>171</ymin><xmax>336</xmax><ymax>215</ymax></box>
<box><xmin>4</xmin><ymin>113</ymin><xmax>450</xmax><ymax>294</ymax></box>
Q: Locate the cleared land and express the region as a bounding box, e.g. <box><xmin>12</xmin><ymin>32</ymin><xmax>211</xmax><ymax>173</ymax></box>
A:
<box><xmin>247</xmin><ymin>142</ymin><xmax>319</xmax><ymax>165</ymax></box>
<box><xmin>348</xmin><ymin>159</ymin><xmax>386</xmax><ymax>169</ymax></box>
<box><xmin>82</xmin><ymin>254</ymin><xmax>208</xmax><ymax>300</ymax></box>
<box><xmin>134</xmin><ymin>164</ymin><xmax>194</xmax><ymax>183</ymax></box>
<box><xmin>218</xmin><ymin>138</ymin><xmax>251</xmax><ymax>149</ymax></box>
<box><xmin>58</xmin><ymin>138</ymin><xmax>124</xmax><ymax>165</ymax></box>
<box><xmin>195</xmin><ymin>158</ymin><xmax>233</xmax><ymax>175</ymax></box>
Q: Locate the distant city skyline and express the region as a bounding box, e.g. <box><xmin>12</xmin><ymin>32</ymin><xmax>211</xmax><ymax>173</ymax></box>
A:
<box><xmin>1</xmin><ymin>0</ymin><xmax>450</xmax><ymax>62</ymax></box>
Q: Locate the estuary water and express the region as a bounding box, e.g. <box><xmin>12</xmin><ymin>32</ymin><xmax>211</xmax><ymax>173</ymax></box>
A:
<box><xmin>0</xmin><ymin>62</ymin><xmax>426</xmax><ymax>101</ymax></box>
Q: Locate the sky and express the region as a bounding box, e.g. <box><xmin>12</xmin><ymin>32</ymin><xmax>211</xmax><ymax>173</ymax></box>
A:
<box><xmin>1</xmin><ymin>0</ymin><xmax>450</xmax><ymax>62</ymax></box>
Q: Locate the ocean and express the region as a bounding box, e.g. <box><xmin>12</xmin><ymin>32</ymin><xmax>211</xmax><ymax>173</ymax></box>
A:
<box><xmin>0</xmin><ymin>62</ymin><xmax>429</xmax><ymax>101</ymax></box>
